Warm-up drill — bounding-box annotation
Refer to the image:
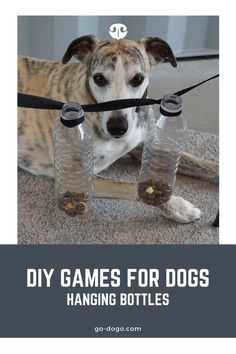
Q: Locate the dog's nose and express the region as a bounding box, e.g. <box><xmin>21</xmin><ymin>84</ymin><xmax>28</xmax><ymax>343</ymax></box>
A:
<box><xmin>107</xmin><ymin>116</ymin><xmax>128</xmax><ymax>137</ymax></box>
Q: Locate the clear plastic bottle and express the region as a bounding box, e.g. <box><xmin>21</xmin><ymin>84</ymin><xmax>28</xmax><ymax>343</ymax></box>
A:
<box><xmin>138</xmin><ymin>94</ymin><xmax>187</xmax><ymax>206</ymax></box>
<box><xmin>53</xmin><ymin>103</ymin><xmax>93</xmax><ymax>216</ymax></box>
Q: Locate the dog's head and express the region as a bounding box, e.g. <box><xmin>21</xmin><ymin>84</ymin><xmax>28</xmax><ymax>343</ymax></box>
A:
<box><xmin>62</xmin><ymin>35</ymin><xmax>176</xmax><ymax>139</ymax></box>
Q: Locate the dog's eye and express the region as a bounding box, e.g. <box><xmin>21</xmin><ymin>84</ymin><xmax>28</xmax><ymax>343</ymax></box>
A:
<box><xmin>93</xmin><ymin>73</ymin><xmax>108</xmax><ymax>87</ymax></box>
<box><xmin>130</xmin><ymin>74</ymin><xmax>144</xmax><ymax>87</ymax></box>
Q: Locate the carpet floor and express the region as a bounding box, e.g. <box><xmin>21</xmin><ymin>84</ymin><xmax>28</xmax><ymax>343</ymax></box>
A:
<box><xmin>18</xmin><ymin>129</ymin><xmax>219</xmax><ymax>245</ymax></box>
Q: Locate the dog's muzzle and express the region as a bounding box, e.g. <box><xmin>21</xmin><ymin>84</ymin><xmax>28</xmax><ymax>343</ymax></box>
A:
<box><xmin>107</xmin><ymin>116</ymin><xmax>128</xmax><ymax>137</ymax></box>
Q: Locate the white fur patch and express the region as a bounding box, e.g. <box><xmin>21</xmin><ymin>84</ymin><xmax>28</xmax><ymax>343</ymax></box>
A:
<box><xmin>94</xmin><ymin>124</ymin><xmax>145</xmax><ymax>174</ymax></box>
<box><xmin>160</xmin><ymin>196</ymin><xmax>201</xmax><ymax>223</ymax></box>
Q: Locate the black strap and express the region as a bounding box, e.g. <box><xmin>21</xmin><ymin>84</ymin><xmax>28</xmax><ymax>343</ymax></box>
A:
<box><xmin>18</xmin><ymin>74</ymin><xmax>219</xmax><ymax>113</ymax></box>
<box><xmin>174</xmin><ymin>74</ymin><xmax>219</xmax><ymax>96</ymax></box>
<box><xmin>18</xmin><ymin>93</ymin><xmax>64</xmax><ymax>110</ymax></box>
<box><xmin>136</xmin><ymin>88</ymin><xmax>148</xmax><ymax>113</ymax></box>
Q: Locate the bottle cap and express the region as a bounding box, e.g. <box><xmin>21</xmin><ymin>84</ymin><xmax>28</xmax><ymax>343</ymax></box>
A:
<box><xmin>160</xmin><ymin>94</ymin><xmax>182</xmax><ymax>116</ymax></box>
<box><xmin>60</xmin><ymin>103</ymin><xmax>85</xmax><ymax>127</ymax></box>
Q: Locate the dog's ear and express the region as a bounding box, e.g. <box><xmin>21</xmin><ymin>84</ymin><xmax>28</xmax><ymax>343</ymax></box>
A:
<box><xmin>62</xmin><ymin>35</ymin><xmax>101</xmax><ymax>64</ymax></box>
<box><xmin>139</xmin><ymin>37</ymin><xmax>177</xmax><ymax>67</ymax></box>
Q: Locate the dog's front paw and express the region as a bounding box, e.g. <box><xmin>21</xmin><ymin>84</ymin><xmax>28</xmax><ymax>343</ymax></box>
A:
<box><xmin>160</xmin><ymin>196</ymin><xmax>201</xmax><ymax>223</ymax></box>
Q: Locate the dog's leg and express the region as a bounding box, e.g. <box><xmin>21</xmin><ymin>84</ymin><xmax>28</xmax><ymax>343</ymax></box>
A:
<box><xmin>93</xmin><ymin>175</ymin><xmax>201</xmax><ymax>223</ymax></box>
<box><xmin>157</xmin><ymin>196</ymin><xmax>201</xmax><ymax>223</ymax></box>
<box><xmin>93</xmin><ymin>175</ymin><xmax>138</xmax><ymax>200</ymax></box>
<box><xmin>128</xmin><ymin>144</ymin><xmax>143</xmax><ymax>163</ymax></box>
<box><xmin>178</xmin><ymin>151</ymin><xmax>218</xmax><ymax>183</ymax></box>
<box><xmin>129</xmin><ymin>147</ymin><xmax>218</xmax><ymax>183</ymax></box>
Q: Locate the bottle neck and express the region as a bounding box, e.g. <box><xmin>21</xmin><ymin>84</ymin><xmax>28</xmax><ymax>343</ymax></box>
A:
<box><xmin>60</xmin><ymin>103</ymin><xmax>85</xmax><ymax>128</ymax></box>
<box><xmin>159</xmin><ymin>106</ymin><xmax>182</xmax><ymax>117</ymax></box>
<box><xmin>160</xmin><ymin>94</ymin><xmax>182</xmax><ymax>117</ymax></box>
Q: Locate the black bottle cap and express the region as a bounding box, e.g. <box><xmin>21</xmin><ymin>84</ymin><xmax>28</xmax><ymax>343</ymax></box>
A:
<box><xmin>160</xmin><ymin>94</ymin><xmax>182</xmax><ymax>117</ymax></box>
<box><xmin>60</xmin><ymin>103</ymin><xmax>84</xmax><ymax>127</ymax></box>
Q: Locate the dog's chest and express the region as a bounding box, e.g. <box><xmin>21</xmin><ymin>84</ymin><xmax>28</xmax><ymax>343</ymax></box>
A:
<box><xmin>93</xmin><ymin>126</ymin><xmax>144</xmax><ymax>174</ymax></box>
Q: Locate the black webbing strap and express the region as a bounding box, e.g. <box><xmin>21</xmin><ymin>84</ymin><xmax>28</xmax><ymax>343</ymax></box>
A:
<box><xmin>18</xmin><ymin>74</ymin><xmax>219</xmax><ymax>112</ymax></box>
<box><xmin>18</xmin><ymin>93</ymin><xmax>63</xmax><ymax>110</ymax></box>
<box><xmin>174</xmin><ymin>74</ymin><xmax>219</xmax><ymax>96</ymax></box>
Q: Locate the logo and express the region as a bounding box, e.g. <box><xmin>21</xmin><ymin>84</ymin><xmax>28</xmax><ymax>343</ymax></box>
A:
<box><xmin>109</xmin><ymin>23</ymin><xmax>128</xmax><ymax>39</ymax></box>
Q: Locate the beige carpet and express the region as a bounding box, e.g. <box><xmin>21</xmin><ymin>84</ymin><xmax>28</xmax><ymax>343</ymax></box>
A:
<box><xmin>18</xmin><ymin>129</ymin><xmax>219</xmax><ymax>245</ymax></box>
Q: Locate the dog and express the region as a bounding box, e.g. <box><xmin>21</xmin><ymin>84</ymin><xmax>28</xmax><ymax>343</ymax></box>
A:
<box><xmin>18</xmin><ymin>35</ymin><xmax>218</xmax><ymax>223</ymax></box>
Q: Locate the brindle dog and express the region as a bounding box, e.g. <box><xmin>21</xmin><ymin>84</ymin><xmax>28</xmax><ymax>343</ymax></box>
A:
<box><xmin>18</xmin><ymin>35</ymin><xmax>218</xmax><ymax>223</ymax></box>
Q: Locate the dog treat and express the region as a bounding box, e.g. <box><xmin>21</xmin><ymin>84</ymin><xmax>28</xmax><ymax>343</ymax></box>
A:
<box><xmin>137</xmin><ymin>179</ymin><xmax>172</xmax><ymax>206</ymax></box>
<box><xmin>57</xmin><ymin>191</ymin><xmax>89</xmax><ymax>216</ymax></box>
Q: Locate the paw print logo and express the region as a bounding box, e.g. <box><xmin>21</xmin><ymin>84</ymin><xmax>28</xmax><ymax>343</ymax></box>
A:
<box><xmin>109</xmin><ymin>23</ymin><xmax>128</xmax><ymax>39</ymax></box>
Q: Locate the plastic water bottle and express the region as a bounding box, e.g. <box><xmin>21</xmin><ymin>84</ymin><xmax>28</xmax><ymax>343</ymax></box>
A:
<box><xmin>53</xmin><ymin>103</ymin><xmax>93</xmax><ymax>216</ymax></box>
<box><xmin>138</xmin><ymin>94</ymin><xmax>187</xmax><ymax>206</ymax></box>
